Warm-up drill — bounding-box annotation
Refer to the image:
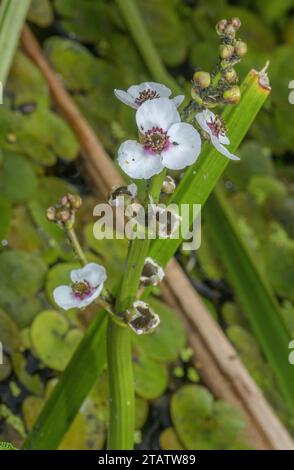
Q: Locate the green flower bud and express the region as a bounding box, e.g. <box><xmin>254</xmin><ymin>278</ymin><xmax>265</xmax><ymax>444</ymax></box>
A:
<box><xmin>223</xmin><ymin>86</ymin><xmax>241</xmax><ymax>104</ymax></box>
<box><xmin>224</xmin><ymin>68</ymin><xmax>238</xmax><ymax>83</ymax></box>
<box><xmin>235</xmin><ymin>41</ymin><xmax>247</xmax><ymax>57</ymax></box>
<box><xmin>46</xmin><ymin>206</ymin><xmax>56</xmax><ymax>222</ymax></box>
<box><xmin>219</xmin><ymin>44</ymin><xmax>235</xmax><ymax>59</ymax></box>
<box><xmin>162</xmin><ymin>175</ymin><xmax>176</xmax><ymax>194</ymax></box>
<box><xmin>193</xmin><ymin>71</ymin><xmax>211</xmax><ymax>89</ymax></box>
<box><xmin>71</xmin><ymin>195</ymin><xmax>82</xmax><ymax>210</ymax></box>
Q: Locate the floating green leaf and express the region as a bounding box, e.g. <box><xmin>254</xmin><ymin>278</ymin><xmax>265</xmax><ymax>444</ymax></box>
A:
<box><xmin>171</xmin><ymin>385</ymin><xmax>244</xmax><ymax>450</ymax></box>
<box><xmin>133</xmin><ymin>346</ymin><xmax>168</xmax><ymax>400</ymax></box>
<box><xmin>30</xmin><ymin>310</ymin><xmax>83</xmax><ymax>371</ymax></box>
<box><xmin>0</xmin><ymin>152</ymin><xmax>37</xmax><ymax>203</ymax></box>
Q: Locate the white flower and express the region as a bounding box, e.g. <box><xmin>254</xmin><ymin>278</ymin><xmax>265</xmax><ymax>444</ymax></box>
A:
<box><xmin>140</xmin><ymin>257</ymin><xmax>165</xmax><ymax>286</ymax></box>
<box><xmin>114</xmin><ymin>81</ymin><xmax>184</xmax><ymax>109</ymax></box>
<box><xmin>53</xmin><ymin>263</ymin><xmax>107</xmax><ymax>310</ymax></box>
<box><xmin>118</xmin><ymin>98</ymin><xmax>202</xmax><ymax>179</ymax></box>
<box><xmin>195</xmin><ymin>109</ymin><xmax>239</xmax><ymax>161</ymax></box>
<box><xmin>127</xmin><ymin>300</ymin><xmax>160</xmax><ymax>335</ymax></box>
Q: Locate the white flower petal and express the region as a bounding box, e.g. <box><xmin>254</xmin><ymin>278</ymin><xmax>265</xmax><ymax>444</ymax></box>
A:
<box><xmin>70</xmin><ymin>263</ymin><xmax>107</xmax><ymax>287</ymax></box>
<box><xmin>211</xmin><ymin>135</ymin><xmax>239</xmax><ymax>160</ymax></box>
<box><xmin>53</xmin><ymin>285</ymin><xmax>78</xmax><ymax>311</ymax></box>
<box><xmin>136</xmin><ymin>97</ymin><xmax>180</xmax><ymax>133</ymax></box>
<box><xmin>172</xmin><ymin>95</ymin><xmax>185</xmax><ymax>108</ymax></box>
<box><xmin>195</xmin><ymin>110</ymin><xmax>215</xmax><ymax>134</ymax></box>
<box><xmin>114</xmin><ymin>89</ymin><xmax>137</xmax><ymax>109</ymax></box>
<box><xmin>161</xmin><ymin>122</ymin><xmax>201</xmax><ymax>170</ymax></box>
<box><xmin>118</xmin><ymin>140</ymin><xmax>164</xmax><ymax>179</ymax></box>
<box><xmin>128</xmin><ymin>82</ymin><xmax>171</xmax><ymax>99</ymax></box>
<box><xmin>77</xmin><ymin>286</ymin><xmax>103</xmax><ymax>309</ymax></box>
<box><xmin>219</xmin><ymin>133</ymin><xmax>230</xmax><ymax>145</ymax></box>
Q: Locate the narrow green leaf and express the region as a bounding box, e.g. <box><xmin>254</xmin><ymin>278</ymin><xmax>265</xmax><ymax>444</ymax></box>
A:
<box><xmin>205</xmin><ymin>189</ymin><xmax>294</xmax><ymax>417</ymax></box>
<box><xmin>22</xmin><ymin>311</ymin><xmax>107</xmax><ymax>450</ymax></box>
<box><xmin>0</xmin><ymin>0</ymin><xmax>32</xmax><ymax>84</ymax></box>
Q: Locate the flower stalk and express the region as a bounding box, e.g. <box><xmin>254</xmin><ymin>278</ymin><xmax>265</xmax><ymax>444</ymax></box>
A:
<box><xmin>107</xmin><ymin>170</ymin><xmax>166</xmax><ymax>450</ymax></box>
<box><xmin>65</xmin><ymin>226</ymin><xmax>87</xmax><ymax>266</ymax></box>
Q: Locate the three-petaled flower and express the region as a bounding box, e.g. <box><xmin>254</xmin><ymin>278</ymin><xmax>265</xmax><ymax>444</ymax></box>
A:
<box><xmin>53</xmin><ymin>263</ymin><xmax>107</xmax><ymax>310</ymax></box>
<box><xmin>195</xmin><ymin>109</ymin><xmax>239</xmax><ymax>161</ymax></box>
<box><xmin>118</xmin><ymin>97</ymin><xmax>202</xmax><ymax>179</ymax></box>
<box><xmin>114</xmin><ymin>81</ymin><xmax>184</xmax><ymax>109</ymax></box>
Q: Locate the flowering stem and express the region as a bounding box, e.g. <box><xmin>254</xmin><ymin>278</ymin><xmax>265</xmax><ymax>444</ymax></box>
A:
<box><xmin>107</xmin><ymin>170</ymin><xmax>166</xmax><ymax>450</ymax></box>
<box><xmin>65</xmin><ymin>226</ymin><xmax>88</xmax><ymax>266</ymax></box>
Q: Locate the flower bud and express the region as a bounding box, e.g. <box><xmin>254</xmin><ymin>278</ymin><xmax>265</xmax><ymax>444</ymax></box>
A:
<box><xmin>140</xmin><ymin>257</ymin><xmax>165</xmax><ymax>287</ymax></box>
<box><xmin>224</xmin><ymin>23</ymin><xmax>236</xmax><ymax>36</ymax></box>
<box><xmin>61</xmin><ymin>195</ymin><xmax>69</xmax><ymax>206</ymax></box>
<box><xmin>219</xmin><ymin>44</ymin><xmax>235</xmax><ymax>60</ymax></box>
<box><xmin>71</xmin><ymin>195</ymin><xmax>82</xmax><ymax>210</ymax></box>
<box><xmin>59</xmin><ymin>210</ymin><xmax>71</xmax><ymax>223</ymax></box>
<box><xmin>193</xmin><ymin>71</ymin><xmax>211</xmax><ymax>89</ymax></box>
<box><xmin>126</xmin><ymin>301</ymin><xmax>160</xmax><ymax>335</ymax></box>
<box><xmin>162</xmin><ymin>175</ymin><xmax>176</xmax><ymax>194</ymax></box>
<box><xmin>109</xmin><ymin>183</ymin><xmax>137</xmax><ymax>208</ymax></box>
<box><xmin>216</xmin><ymin>19</ymin><xmax>228</xmax><ymax>35</ymax></box>
<box><xmin>46</xmin><ymin>193</ymin><xmax>81</xmax><ymax>229</ymax></box>
<box><xmin>223</xmin><ymin>86</ymin><xmax>241</xmax><ymax>104</ymax></box>
<box><xmin>234</xmin><ymin>41</ymin><xmax>247</xmax><ymax>57</ymax></box>
<box><xmin>231</xmin><ymin>17</ymin><xmax>241</xmax><ymax>31</ymax></box>
<box><xmin>224</xmin><ymin>68</ymin><xmax>238</xmax><ymax>83</ymax></box>
<box><xmin>46</xmin><ymin>206</ymin><xmax>56</xmax><ymax>222</ymax></box>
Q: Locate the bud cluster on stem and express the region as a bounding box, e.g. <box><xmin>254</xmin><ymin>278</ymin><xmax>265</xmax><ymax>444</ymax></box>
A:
<box><xmin>190</xmin><ymin>17</ymin><xmax>247</xmax><ymax>110</ymax></box>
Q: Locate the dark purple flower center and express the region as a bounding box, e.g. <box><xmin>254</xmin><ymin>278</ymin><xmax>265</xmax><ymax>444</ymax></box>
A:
<box><xmin>142</xmin><ymin>127</ymin><xmax>169</xmax><ymax>154</ymax></box>
<box><xmin>135</xmin><ymin>89</ymin><xmax>160</xmax><ymax>106</ymax></box>
<box><xmin>72</xmin><ymin>280</ymin><xmax>93</xmax><ymax>300</ymax></box>
<box><xmin>206</xmin><ymin>115</ymin><xmax>226</xmax><ymax>139</ymax></box>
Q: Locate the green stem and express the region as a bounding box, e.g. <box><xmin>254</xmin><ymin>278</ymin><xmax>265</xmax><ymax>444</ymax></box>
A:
<box><xmin>107</xmin><ymin>170</ymin><xmax>166</xmax><ymax>450</ymax></box>
<box><xmin>115</xmin><ymin>0</ymin><xmax>177</xmax><ymax>93</ymax></box>
<box><xmin>66</xmin><ymin>226</ymin><xmax>88</xmax><ymax>266</ymax></box>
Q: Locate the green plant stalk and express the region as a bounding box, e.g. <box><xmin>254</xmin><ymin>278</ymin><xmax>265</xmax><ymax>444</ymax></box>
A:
<box><xmin>0</xmin><ymin>0</ymin><xmax>32</xmax><ymax>84</ymax></box>
<box><xmin>107</xmin><ymin>170</ymin><xmax>166</xmax><ymax>450</ymax></box>
<box><xmin>23</xmin><ymin>311</ymin><xmax>108</xmax><ymax>450</ymax></box>
<box><xmin>66</xmin><ymin>226</ymin><xmax>88</xmax><ymax>265</ymax></box>
<box><xmin>205</xmin><ymin>188</ymin><xmax>294</xmax><ymax>416</ymax></box>
<box><xmin>115</xmin><ymin>0</ymin><xmax>176</xmax><ymax>93</ymax></box>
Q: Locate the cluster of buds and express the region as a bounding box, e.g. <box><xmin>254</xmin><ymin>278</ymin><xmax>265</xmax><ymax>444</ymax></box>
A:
<box><xmin>125</xmin><ymin>300</ymin><xmax>160</xmax><ymax>335</ymax></box>
<box><xmin>46</xmin><ymin>193</ymin><xmax>82</xmax><ymax>229</ymax></box>
<box><xmin>191</xmin><ymin>17</ymin><xmax>246</xmax><ymax>109</ymax></box>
